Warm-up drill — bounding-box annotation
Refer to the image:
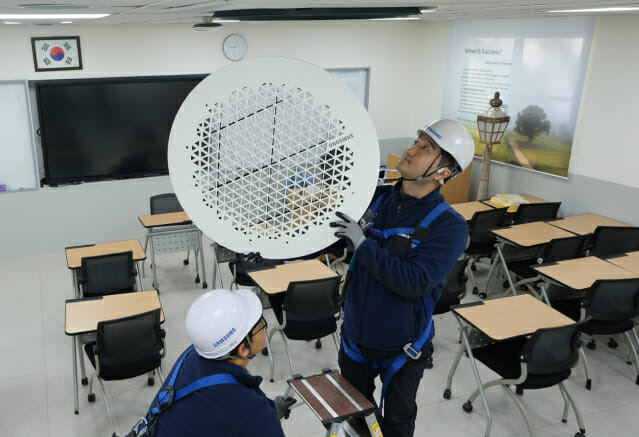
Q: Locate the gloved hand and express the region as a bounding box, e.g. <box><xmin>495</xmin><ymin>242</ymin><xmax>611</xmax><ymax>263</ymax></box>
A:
<box><xmin>245</xmin><ymin>252</ymin><xmax>263</xmax><ymax>264</ymax></box>
<box><xmin>330</xmin><ymin>212</ymin><xmax>366</xmax><ymax>250</ymax></box>
<box><xmin>274</xmin><ymin>395</ymin><xmax>297</xmax><ymax>419</ymax></box>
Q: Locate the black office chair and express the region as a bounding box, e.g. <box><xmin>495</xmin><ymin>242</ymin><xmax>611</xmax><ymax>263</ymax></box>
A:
<box><xmin>229</xmin><ymin>254</ymin><xmax>283</xmax><ymax>290</ymax></box>
<box><xmin>465</xmin><ymin>321</ymin><xmax>587</xmax><ymax>437</ymax></box>
<box><xmin>78</xmin><ymin>251</ymin><xmax>137</xmax><ymax>297</ymax></box>
<box><xmin>265</xmin><ymin>276</ymin><xmax>341</xmax><ymax>382</ymax></box>
<box><xmin>84</xmin><ymin>308</ymin><xmax>165</xmax><ymax>436</ymax></box>
<box><xmin>506</xmin><ymin>234</ymin><xmax>589</xmax><ymax>298</ymax></box>
<box><xmin>588</xmin><ymin>226</ymin><xmax>639</xmax><ymax>257</ymax></box>
<box><xmin>578</xmin><ymin>278</ymin><xmax>639</xmax><ymax>390</ymax></box>
<box><xmin>465</xmin><ymin>207</ymin><xmax>509</xmax><ymax>297</ymax></box>
<box><xmin>434</xmin><ymin>258</ymin><xmax>470</xmax><ymax>315</ymax></box>
<box><xmin>511</xmin><ymin>201</ymin><xmax>561</xmax><ymax>225</ymax></box>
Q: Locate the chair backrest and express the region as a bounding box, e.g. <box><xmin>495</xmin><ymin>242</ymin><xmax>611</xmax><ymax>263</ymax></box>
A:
<box><xmin>283</xmin><ymin>276</ymin><xmax>341</xmax><ymax>322</ymax></box>
<box><xmin>512</xmin><ymin>202</ymin><xmax>561</xmax><ymax>225</ymax></box>
<box><xmin>589</xmin><ymin>226</ymin><xmax>639</xmax><ymax>257</ymax></box>
<box><xmin>521</xmin><ymin>321</ymin><xmax>583</xmax><ymax>375</ymax></box>
<box><xmin>539</xmin><ymin>234</ymin><xmax>589</xmax><ymax>263</ymax></box>
<box><xmin>150</xmin><ymin>193</ymin><xmax>183</xmax><ymax>215</ymax></box>
<box><xmin>96</xmin><ymin>308</ymin><xmax>164</xmax><ymax>380</ymax></box>
<box><xmin>80</xmin><ymin>251</ymin><xmax>137</xmax><ymax>297</ymax></box>
<box><xmin>434</xmin><ymin>258</ymin><xmax>469</xmax><ymax>315</ymax></box>
<box><xmin>582</xmin><ymin>278</ymin><xmax>639</xmax><ymax>321</ymax></box>
<box><xmin>467</xmin><ymin>207</ymin><xmax>509</xmax><ymax>246</ymax></box>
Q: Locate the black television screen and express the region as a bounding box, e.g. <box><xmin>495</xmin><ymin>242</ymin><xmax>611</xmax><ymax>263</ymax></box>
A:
<box><xmin>35</xmin><ymin>75</ymin><xmax>206</xmax><ymax>185</ymax></box>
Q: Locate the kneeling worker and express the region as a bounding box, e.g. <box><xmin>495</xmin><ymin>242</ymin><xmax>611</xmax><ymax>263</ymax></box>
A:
<box><xmin>129</xmin><ymin>289</ymin><xmax>295</xmax><ymax>436</ymax></box>
<box><xmin>332</xmin><ymin>119</ymin><xmax>473</xmax><ymax>437</ymax></box>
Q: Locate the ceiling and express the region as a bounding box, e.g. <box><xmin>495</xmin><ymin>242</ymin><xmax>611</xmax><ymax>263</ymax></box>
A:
<box><xmin>1</xmin><ymin>0</ymin><xmax>639</xmax><ymax>25</ymax></box>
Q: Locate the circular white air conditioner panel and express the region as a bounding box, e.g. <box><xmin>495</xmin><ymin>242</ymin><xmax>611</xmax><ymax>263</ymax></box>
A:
<box><xmin>168</xmin><ymin>56</ymin><xmax>380</xmax><ymax>259</ymax></box>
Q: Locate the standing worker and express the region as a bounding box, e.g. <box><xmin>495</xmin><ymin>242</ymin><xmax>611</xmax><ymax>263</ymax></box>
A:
<box><xmin>331</xmin><ymin>119</ymin><xmax>474</xmax><ymax>437</ymax></box>
<box><xmin>126</xmin><ymin>289</ymin><xmax>295</xmax><ymax>437</ymax></box>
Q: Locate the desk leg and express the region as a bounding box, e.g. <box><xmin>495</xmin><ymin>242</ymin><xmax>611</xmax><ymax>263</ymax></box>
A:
<box><xmin>496</xmin><ymin>244</ymin><xmax>517</xmax><ymax>297</ymax></box>
<box><xmin>136</xmin><ymin>261</ymin><xmax>144</xmax><ymax>291</ymax></box>
<box><xmin>211</xmin><ymin>247</ymin><xmax>220</xmax><ymax>289</ymax></box>
<box><xmin>196</xmin><ymin>231</ymin><xmax>207</xmax><ymax>288</ymax></box>
<box><xmin>457</xmin><ymin>318</ymin><xmax>493</xmax><ymax>437</ymax></box>
<box><xmin>77</xmin><ymin>334</ymin><xmax>87</xmax><ymax>384</ymax></box>
<box><xmin>142</xmin><ymin>234</ymin><xmax>149</xmax><ymax>277</ymax></box>
<box><xmin>72</xmin><ymin>336</ymin><xmax>79</xmax><ymax>414</ymax></box>
<box><xmin>539</xmin><ymin>282</ymin><xmax>552</xmax><ymax>306</ymax></box>
<box><xmin>483</xmin><ymin>250</ymin><xmax>500</xmax><ymax>298</ymax></box>
<box><xmin>150</xmin><ymin>234</ymin><xmax>158</xmax><ymax>290</ymax></box>
<box><xmin>444</xmin><ymin>339</ymin><xmax>466</xmax><ymax>398</ymax></box>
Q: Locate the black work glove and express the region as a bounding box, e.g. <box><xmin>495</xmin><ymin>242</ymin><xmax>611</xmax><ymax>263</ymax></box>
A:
<box><xmin>245</xmin><ymin>252</ymin><xmax>263</xmax><ymax>264</ymax></box>
<box><xmin>330</xmin><ymin>212</ymin><xmax>366</xmax><ymax>250</ymax></box>
<box><xmin>274</xmin><ymin>395</ymin><xmax>297</xmax><ymax>419</ymax></box>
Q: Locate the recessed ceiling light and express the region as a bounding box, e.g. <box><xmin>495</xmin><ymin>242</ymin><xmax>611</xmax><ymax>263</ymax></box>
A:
<box><xmin>60</xmin><ymin>21</ymin><xmax>72</xmax><ymax>24</ymax></box>
<box><xmin>212</xmin><ymin>19</ymin><xmax>240</xmax><ymax>23</ymax></box>
<box><xmin>4</xmin><ymin>21</ymin><xmax>21</xmax><ymax>24</ymax></box>
<box><xmin>0</xmin><ymin>13</ymin><xmax>110</xmax><ymax>20</ymax></box>
<box><xmin>548</xmin><ymin>6</ymin><xmax>639</xmax><ymax>13</ymax></box>
<box><xmin>370</xmin><ymin>17</ymin><xmax>421</xmax><ymax>21</ymax></box>
<box><xmin>420</xmin><ymin>8</ymin><xmax>437</xmax><ymax>13</ymax></box>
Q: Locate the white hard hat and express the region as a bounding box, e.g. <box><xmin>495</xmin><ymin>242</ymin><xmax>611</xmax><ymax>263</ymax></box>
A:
<box><xmin>185</xmin><ymin>289</ymin><xmax>263</xmax><ymax>359</ymax></box>
<box><xmin>418</xmin><ymin>119</ymin><xmax>475</xmax><ymax>174</ymax></box>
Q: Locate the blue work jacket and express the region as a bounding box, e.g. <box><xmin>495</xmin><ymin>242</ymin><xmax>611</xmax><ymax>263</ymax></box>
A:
<box><xmin>153</xmin><ymin>348</ymin><xmax>285</xmax><ymax>437</ymax></box>
<box><xmin>343</xmin><ymin>182</ymin><xmax>468</xmax><ymax>353</ymax></box>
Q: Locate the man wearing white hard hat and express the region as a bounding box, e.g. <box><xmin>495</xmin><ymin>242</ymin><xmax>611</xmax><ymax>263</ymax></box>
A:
<box><xmin>331</xmin><ymin>119</ymin><xmax>473</xmax><ymax>437</ymax></box>
<box><xmin>128</xmin><ymin>289</ymin><xmax>295</xmax><ymax>437</ymax></box>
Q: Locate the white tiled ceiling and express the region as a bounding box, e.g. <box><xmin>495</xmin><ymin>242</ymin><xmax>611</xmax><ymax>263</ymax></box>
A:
<box><xmin>1</xmin><ymin>1</ymin><xmax>639</xmax><ymax>25</ymax></box>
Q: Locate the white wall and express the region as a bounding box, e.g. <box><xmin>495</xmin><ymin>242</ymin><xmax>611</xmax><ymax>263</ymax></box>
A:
<box><xmin>0</xmin><ymin>21</ymin><xmax>431</xmax><ymax>258</ymax></box>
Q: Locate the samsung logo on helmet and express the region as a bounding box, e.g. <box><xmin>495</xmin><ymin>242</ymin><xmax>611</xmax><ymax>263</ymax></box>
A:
<box><xmin>213</xmin><ymin>327</ymin><xmax>237</xmax><ymax>347</ymax></box>
<box><xmin>426</xmin><ymin>125</ymin><xmax>442</xmax><ymax>139</ymax></box>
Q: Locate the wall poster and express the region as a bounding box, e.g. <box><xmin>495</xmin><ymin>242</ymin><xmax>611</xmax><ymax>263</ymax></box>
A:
<box><xmin>442</xmin><ymin>17</ymin><xmax>594</xmax><ymax>177</ymax></box>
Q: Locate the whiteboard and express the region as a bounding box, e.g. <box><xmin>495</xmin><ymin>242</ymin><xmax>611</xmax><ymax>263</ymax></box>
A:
<box><xmin>0</xmin><ymin>81</ymin><xmax>38</xmax><ymax>191</ymax></box>
<box><xmin>328</xmin><ymin>68</ymin><xmax>370</xmax><ymax>109</ymax></box>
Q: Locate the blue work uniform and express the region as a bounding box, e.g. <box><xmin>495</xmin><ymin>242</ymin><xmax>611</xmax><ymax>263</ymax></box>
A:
<box><xmin>153</xmin><ymin>347</ymin><xmax>285</xmax><ymax>437</ymax></box>
<box><xmin>339</xmin><ymin>182</ymin><xmax>468</xmax><ymax>437</ymax></box>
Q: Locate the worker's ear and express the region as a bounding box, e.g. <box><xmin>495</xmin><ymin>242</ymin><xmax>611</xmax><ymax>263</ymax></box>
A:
<box><xmin>434</xmin><ymin>167</ymin><xmax>451</xmax><ymax>183</ymax></box>
<box><xmin>236</xmin><ymin>340</ymin><xmax>251</xmax><ymax>358</ymax></box>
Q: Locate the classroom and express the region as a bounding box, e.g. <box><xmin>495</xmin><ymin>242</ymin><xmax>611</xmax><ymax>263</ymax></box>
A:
<box><xmin>0</xmin><ymin>2</ymin><xmax>638</xmax><ymax>436</ymax></box>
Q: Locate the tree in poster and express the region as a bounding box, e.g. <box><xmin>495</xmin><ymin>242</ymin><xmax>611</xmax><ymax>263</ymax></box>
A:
<box><xmin>514</xmin><ymin>105</ymin><xmax>551</xmax><ymax>144</ymax></box>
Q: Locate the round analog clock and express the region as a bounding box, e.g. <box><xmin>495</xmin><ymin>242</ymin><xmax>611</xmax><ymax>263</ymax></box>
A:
<box><xmin>222</xmin><ymin>34</ymin><xmax>248</xmax><ymax>61</ymax></box>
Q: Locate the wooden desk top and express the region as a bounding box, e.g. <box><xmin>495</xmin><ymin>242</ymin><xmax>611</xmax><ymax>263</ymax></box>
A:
<box><xmin>65</xmin><ymin>290</ymin><xmax>164</xmax><ymax>335</ymax></box>
<box><xmin>453</xmin><ymin>294</ymin><xmax>574</xmax><ymax>341</ymax></box>
<box><xmin>547</xmin><ymin>213</ymin><xmax>629</xmax><ymax>236</ymax></box>
<box><xmin>138</xmin><ymin>211</ymin><xmax>192</xmax><ymax>228</ymax></box>
<box><xmin>451</xmin><ymin>201</ymin><xmax>495</xmax><ymax>221</ymax></box>
<box><xmin>289</xmin><ymin>371</ymin><xmax>375</xmax><ymax>424</ymax></box>
<box><xmin>65</xmin><ymin>239</ymin><xmax>146</xmax><ymax>269</ymax></box>
<box><xmin>492</xmin><ymin>221</ymin><xmax>575</xmax><ymax>247</ymax></box>
<box><xmin>604</xmin><ymin>251</ymin><xmax>639</xmax><ymax>275</ymax></box>
<box><xmin>248</xmin><ymin>259</ymin><xmax>338</xmax><ymax>294</ymax></box>
<box><xmin>533</xmin><ymin>256</ymin><xmax>639</xmax><ymax>290</ymax></box>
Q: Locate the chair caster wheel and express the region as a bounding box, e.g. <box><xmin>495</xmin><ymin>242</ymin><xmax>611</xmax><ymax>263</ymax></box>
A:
<box><xmin>195</xmin><ymin>276</ymin><xmax>201</xmax><ymax>284</ymax></box>
<box><xmin>462</xmin><ymin>401</ymin><xmax>473</xmax><ymax>413</ymax></box>
<box><xmin>261</xmin><ymin>347</ymin><xmax>269</xmax><ymax>356</ymax></box>
<box><xmin>502</xmin><ymin>280</ymin><xmax>510</xmax><ymax>289</ymax></box>
<box><xmin>472</xmin><ymin>286</ymin><xmax>479</xmax><ymax>295</ymax></box>
<box><xmin>148</xmin><ymin>377</ymin><xmax>155</xmax><ymax>386</ymax></box>
<box><xmin>607</xmin><ymin>338</ymin><xmax>618</xmax><ymax>349</ymax></box>
<box><xmin>443</xmin><ymin>389</ymin><xmax>451</xmax><ymax>400</ymax></box>
<box><xmin>585</xmin><ymin>379</ymin><xmax>592</xmax><ymax>390</ymax></box>
<box><xmin>183</xmin><ymin>259</ymin><xmax>189</xmax><ymax>265</ymax></box>
<box><xmin>516</xmin><ymin>386</ymin><xmax>524</xmax><ymax>395</ymax></box>
<box><xmin>88</xmin><ymin>393</ymin><xmax>96</xmax><ymax>403</ymax></box>
<box><xmin>635</xmin><ymin>375</ymin><xmax>639</xmax><ymax>385</ymax></box>
<box><xmin>574</xmin><ymin>431</ymin><xmax>585</xmax><ymax>437</ymax></box>
<box><xmin>471</xmin><ymin>264</ymin><xmax>477</xmax><ymax>272</ymax></box>
<box><xmin>562</xmin><ymin>419</ymin><xmax>567</xmax><ymax>423</ymax></box>
<box><xmin>81</xmin><ymin>377</ymin><xmax>88</xmax><ymax>386</ymax></box>
<box><xmin>202</xmin><ymin>282</ymin><xmax>208</xmax><ymax>289</ymax></box>
<box><xmin>586</xmin><ymin>340</ymin><xmax>596</xmax><ymax>350</ymax></box>
<box><xmin>425</xmin><ymin>357</ymin><xmax>433</xmax><ymax>369</ymax></box>
<box><xmin>315</xmin><ymin>339</ymin><xmax>322</xmax><ymax>349</ymax></box>
<box><xmin>478</xmin><ymin>292</ymin><xmax>487</xmax><ymax>299</ymax></box>
<box><xmin>270</xmin><ymin>379</ymin><xmax>274</xmax><ymax>383</ymax></box>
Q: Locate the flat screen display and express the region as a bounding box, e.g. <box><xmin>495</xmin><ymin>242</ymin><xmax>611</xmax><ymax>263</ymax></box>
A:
<box><xmin>35</xmin><ymin>75</ymin><xmax>205</xmax><ymax>185</ymax></box>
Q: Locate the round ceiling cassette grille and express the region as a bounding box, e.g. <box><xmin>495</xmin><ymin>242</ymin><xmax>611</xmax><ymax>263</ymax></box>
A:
<box><xmin>168</xmin><ymin>57</ymin><xmax>379</xmax><ymax>259</ymax></box>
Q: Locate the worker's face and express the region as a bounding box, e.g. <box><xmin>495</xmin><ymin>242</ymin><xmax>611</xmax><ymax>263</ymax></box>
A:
<box><xmin>248</xmin><ymin>315</ymin><xmax>267</xmax><ymax>356</ymax></box>
<box><xmin>396</xmin><ymin>134</ymin><xmax>443</xmax><ymax>180</ymax></box>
